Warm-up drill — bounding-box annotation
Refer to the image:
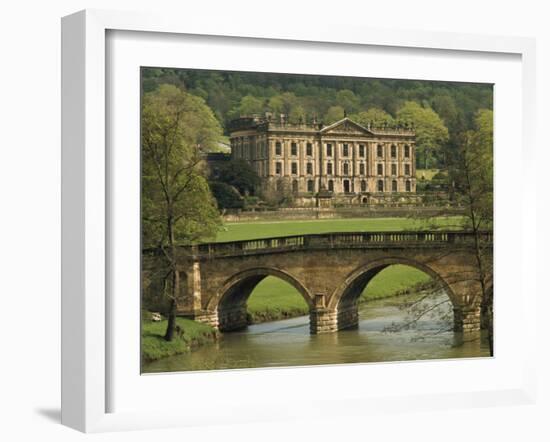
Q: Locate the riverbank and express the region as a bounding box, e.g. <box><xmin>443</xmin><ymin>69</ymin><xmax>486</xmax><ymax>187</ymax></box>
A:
<box><xmin>142</xmin><ymin>293</ymin><xmax>488</xmax><ymax>374</ymax></box>
<box><xmin>142</xmin><ymin>267</ymin><xmax>435</xmax><ymax>364</ymax></box>
<box><xmin>246</xmin><ymin>265</ymin><xmax>432</xmax><ymax>324</ymax></box>
<box><xmin>141</xmin><ymin>317</ymin><xmax>219</xmax><ymax>364</ymax></box>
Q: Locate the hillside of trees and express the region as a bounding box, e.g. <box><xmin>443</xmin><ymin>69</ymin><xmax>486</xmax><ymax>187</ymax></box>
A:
<box><xmin>141</xmin><ymin>67</ymin><xmax>493</xmax><ymax>169</ymax></box>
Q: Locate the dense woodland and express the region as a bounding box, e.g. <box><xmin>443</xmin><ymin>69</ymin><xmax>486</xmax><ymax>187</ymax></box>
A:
<box><xmin>142</xmin><ymin>67</ymin><xmax>493</xmax><ymax>170</ymax></box>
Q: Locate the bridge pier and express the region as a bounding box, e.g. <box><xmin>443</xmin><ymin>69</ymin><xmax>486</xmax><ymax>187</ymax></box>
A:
<box><xmin>453</xmin><ymin>305</ymin><xmax>481</xmax><ymax>333</ymax></box>
<box><xmin>310</xmin><ymin>309</ymin><xmax>338</xmax><ymax>334</ymax></box>
<box><xmin>189</xmin><ymin>310</ymin><xmax>219</xmax><ymax>329</ymax></box>
<box><xmin>337</xmin><ymin>304</ymin><xmax>359</xmax><ymax>330</ymax></box>
<box><xmin>218</xmin><ymin>305</ymin><xmax>248</xmax><ymax>332</ymax></box>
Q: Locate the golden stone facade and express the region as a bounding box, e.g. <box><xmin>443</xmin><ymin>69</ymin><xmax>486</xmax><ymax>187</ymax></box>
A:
<box><xmin>229</xmin><ymin>115</ymin><xmax>416</xmax><ymax>203</ymax></box>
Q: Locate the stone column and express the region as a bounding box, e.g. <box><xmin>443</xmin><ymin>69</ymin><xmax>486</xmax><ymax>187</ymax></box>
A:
<box><xmin>299</xmin><ymin>140</ymin><xmax>305</xmax><ymax>178</ymax></box>
<box><xmin>194</xmin><ymin>310</ymin><xmax>220</xmax><ymax>329</ymax></box>
<box><xmin>309</xmin><ymin>293</ymin><xmax>338</xmax><ymax>334</ymax></box>
<box><xmin>334</xmin><ymin>140</ymin><xmax>339</xmax><ymax>193</ymax></box>
<box><xmin>369</xmin><ymin>141</ymin><xmax>378</xmax><ymax>177</ymax></box>
<box><xmin>310</xmin><ymin>308</ymin><xmax>338</xmax><ymax>334</ymax></box>
<box><xmin>285</xmin><ymin>139</ymin><xmax>290</xmax><ymax>177</ymax></box>
<box><xmin>351</xmin><ymin>141</ymin><xmax>356</xmax><ymax>193</ymax></box>
<box><xmin>385</xmin><ymin>143</ymin><xmax>391</xmax><ymax>193</ymax></box>
<box><xmin>453</xmin><ymin>305</ymin><xmax>481</xmax><ymax>333</ymax></box>
<box><xmin>411</xmin><ymin>144</ymin><xmax>416</xmax><ymax>178</ymax></box>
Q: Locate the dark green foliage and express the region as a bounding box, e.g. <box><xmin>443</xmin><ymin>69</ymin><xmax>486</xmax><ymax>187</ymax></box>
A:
<box><xmin>141</xmin><ymin>68</ymin><xmax>492</xmax><ymax>139</ymax></box>
<box><xmin>210</xmin><ymin>182</ymin><xmax>244</xmax><ymax>209</ymax></box>
<box><xmin>215</xmin><ymin>159</ymin><xmax>261</xmax><ymax>196</ymax></box>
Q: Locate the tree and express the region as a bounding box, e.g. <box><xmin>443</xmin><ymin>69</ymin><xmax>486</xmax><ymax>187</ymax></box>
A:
<box><xmin>141</xmin><ymin>84</ymin><xmax>222</xmax><ymax>341</ymax></box>
<box><xmin>210</xmin><ymin>182</ymin><xmax>244</xmax><ymax>209</ymax></box>
<box><xmin>351</xmin><ymin>108</ymin><xmax>395</xmax><ymax>127</ymax></box>
<box><xmin>396</xmin><ymin>101</ymin><xmax>449</xmax><ymax>169</ymax></box>
<box><xmin>215</xmin><ymin>159</ymin><xmax>261</xmax><ymax>196</ymax></box>
<box><xmin>236</xmin><ymin>95</ymin><xmax>264</xmax><ymax>116</ymax></box>
<box><xmin>324</xmin><ymin>105</ymin><xmax>345</xmax><ymax>124</ymax></box>
<box><xmin>450</xmin><ymin>109</ymin><xmax>493</xmax><ymax>354</ymax></box>
<box><xmin>288</xmin><ymin>105</ymin><xmax>307</xmax><ymax>124</ymax></box>
<box><xmin>336</xmin><ymin>89</ymin><xmax>360</xmax><ymax>113</ymax></box>
<box><xmin>389</xmin><ymin>109</ymin><xmax>494</xmax><ymax>355</ymax></box>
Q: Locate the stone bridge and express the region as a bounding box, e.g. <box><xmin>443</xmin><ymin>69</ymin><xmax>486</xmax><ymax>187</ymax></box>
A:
<box><xmin>142</xmin><ymin>231</ymin><xmax>492</xmax><ymax>334</ymax></box>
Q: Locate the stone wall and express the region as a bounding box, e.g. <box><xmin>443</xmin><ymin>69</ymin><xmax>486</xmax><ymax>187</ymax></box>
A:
<box><xmin>222</xmin><ymin>206</ymin><xmax>464</xmax><ymax>223</ymax></box>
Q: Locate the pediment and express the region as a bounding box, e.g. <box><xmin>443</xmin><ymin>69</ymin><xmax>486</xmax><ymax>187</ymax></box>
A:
<box><xmin>320</xmin><ymin>118</ymin><xmax>373</xmax><ymax>136</ymax></box>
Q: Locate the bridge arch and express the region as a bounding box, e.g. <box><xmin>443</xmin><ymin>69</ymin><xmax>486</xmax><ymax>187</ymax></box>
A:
<box><xmin>207</xmin><ymin>267</ymin><xmax>314</xmax><ymax>332</ymax></box>
<box><xmin>328</xmin><ymin>256</ymin><xmax>459</xmax><ymax>331</ymax></box>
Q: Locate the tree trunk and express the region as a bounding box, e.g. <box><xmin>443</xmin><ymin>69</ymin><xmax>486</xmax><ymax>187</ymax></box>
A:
<box><xmin>482</xmin><ymin>288</ymin><xmax>494</xmax><ymax>356</ymax></box>
<box><xmin>163</xmin><ymin>208</ymin><xmax>179</xmax><ymax>342</ymax></box>
<box><xmin>164</xmin><ymin>298</ymin><xmax>176</xmax><ymax>341</ymax></box>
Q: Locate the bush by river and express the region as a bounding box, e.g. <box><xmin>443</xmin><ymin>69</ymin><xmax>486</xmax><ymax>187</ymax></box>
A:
<box><xmin>141</xmin><ymin>317</ymin><xmax>219</xmax><ymax>364</ymax></box>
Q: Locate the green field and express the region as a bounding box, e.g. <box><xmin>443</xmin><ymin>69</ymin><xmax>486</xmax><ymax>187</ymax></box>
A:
<box><xmin>215</xmin><ymin>216</ymin><xmax>463</xmax><ymax>243</ymax></box>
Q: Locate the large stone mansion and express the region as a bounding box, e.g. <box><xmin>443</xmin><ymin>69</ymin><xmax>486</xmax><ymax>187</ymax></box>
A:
<box><xmin>227</xmin><ymin>114</ymin><xmax>417</xmax><ymax>205</ymax></box>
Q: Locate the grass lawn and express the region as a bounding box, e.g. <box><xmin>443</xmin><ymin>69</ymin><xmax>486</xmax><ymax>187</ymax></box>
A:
<box><xmin>215</xmin><ymin>216</ymin><xmax>463</xmax><ymax>243</ymax></box>
<box><xmin>141</xmin><ymin>317</ymin><xmax>218</xmax><ymax>363</ymax></box>
<box><xmin>247</xmin><ymin>265</ymin><xmax>432</xmax><ymax>323</ymax></box>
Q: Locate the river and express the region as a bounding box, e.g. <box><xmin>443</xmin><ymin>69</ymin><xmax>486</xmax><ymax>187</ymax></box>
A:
<box><xmin>142</xmin><ymin>293</ymin><xmax>490</xmax><ymax>373</ymax></box>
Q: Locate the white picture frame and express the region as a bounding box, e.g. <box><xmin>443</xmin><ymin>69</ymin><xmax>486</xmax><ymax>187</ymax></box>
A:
<box><xmin>61</xmin><ymin>9</ymin><xmax>537</xmax><ymax>433</ymax></box>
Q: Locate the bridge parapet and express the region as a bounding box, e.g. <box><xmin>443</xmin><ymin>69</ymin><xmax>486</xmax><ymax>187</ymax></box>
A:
<box><xmin>183</xmin><ymin>230</ymin><xmax>492</xmax><ymax>259</ymax></box>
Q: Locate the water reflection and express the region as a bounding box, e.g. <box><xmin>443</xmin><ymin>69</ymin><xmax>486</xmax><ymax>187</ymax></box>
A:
<box><xmin>142</xmin><ymin>294</ymin><xmax>489</xmax><ymax>373</ymax></box>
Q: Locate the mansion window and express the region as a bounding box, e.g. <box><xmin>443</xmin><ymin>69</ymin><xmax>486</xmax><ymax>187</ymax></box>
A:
<box><xmin>392</xmin><ymin>180</ymin><xmax>398</xmax><ymax>192</ymax></box>
<box><xmin>359</xmin><ymin>144</ymin><xmax>366</xmax><ymax>157</ymax></box>
<box><xmin>405</xmin><ymin>164</ymin><xmax>411</xmax><ymax>176</ymax></box>
<box><xmin>275</xmin><ymin>141</ymin><xmax>282</xmax><ymax>156</ymax></box>
<box><xmin>404</xmin><ymin>145</ymin><xmax>410</xmax><ymax>158</ymax></box>
<box><xmin>391</xmin><ymin>145</ymin><xmax>397</xmax><ymax>158</ymax></box>
<box><xmin>343</xmin><ymin>179</ymin><xmax>351</xmax><ymax>193</ymax></box>
<box><xmin>328</xmin><ymin>180</ymin><xmax>334</xmax><ymax>192</ymax></box>
<box><xmin>361</xmin><ymin>180</ymin><xmax>367</xmax><ymax>192</ymax></box>
<box><xmin>307</xmin><ymin>162</ymin><xmax>313</xmax><ymax>175</ymax></box>
<box><xmin>343</xmin><ymin>143</ymin><xmax>349</xmax><ymax>157</ymax></box>
<box><xmin>406</xmin><ymin>180</ymin><xmax>411</xmax><ymax>192</ymax></box>
<box><xmin>307</xmin><ymin>180</ymin><xmax>314</xmax><ymax>193</ymax></box>
<box><xmin>306</xmin><ymin>143</ymin><xmax>313</xmax><ymax>156</ymax></box>
<box><xmin>292</xmin><ymin>180</ymin><xmax>298</xmax><ymax>193</ymax></box>
<box><xmin>359</xmin><ymin>163</ymin><xmax>365</xmax><ymax>175</ymax></box>
<box><xmin>275</xmin><ymin>162</ymin><xmax>282</xmax><ymax>175</ymax></box>
<box><xmin>291</xmin><ymin>162</ymin><xmax>298</xmax><ymax>175</ymax></box>
<box><xmin>343</xmin><ymin>163</ymin><xmax>349</xmax><ymax>175</ymax></box>
<box><xmin>377</xmin><ymin>144</ymin><xmax>384</xmax><ymax>158</ymax></box>
<box><xmin>377</xmin><ymin>164</ymin><xmax>383</xmax><ymax>176</ymax></box>
<box><xmin>327</xmin><ymin>162</ymin><xmax>333</xmax><ymax>175</ymax></box>
<box><xmin>326</xmin><ymin>143</ymin><xmax>333</xmax><ymax>157</ymax></box>
<box><xmin>377</xmin><ymin>180</ymin><xmax>384</xmax><ymax>192</ymax></box>
<box><xmin>391</xmin><ymin>164</ymin><xmax>397</xmax><ymax>176</ymax></box>
<box><xmin>291</xmin><ymin>142</ymin><xmax>298</xmax><ymax>156</ymax></box>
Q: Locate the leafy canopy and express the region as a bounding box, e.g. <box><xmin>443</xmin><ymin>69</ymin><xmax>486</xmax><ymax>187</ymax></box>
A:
<box><xmin>397</xmin><ymin>101</ymin><xmax>449</xmax><ymax>168</ymax></box>
<box><xmin>141</xmin><ymin>84</ymin><xmax>223</xmax><ymax>247</ymax></box>
<box><xmin>351</xmin><ymin>108</ymin><xmax>395</xmax><ymax>126</ymax></box>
